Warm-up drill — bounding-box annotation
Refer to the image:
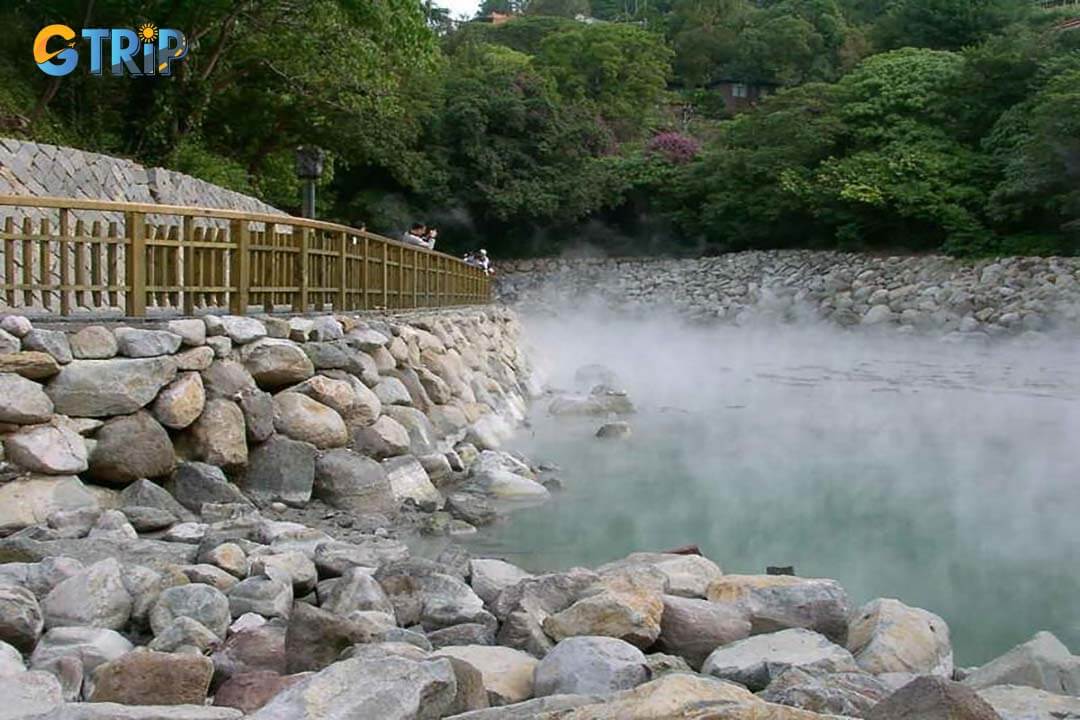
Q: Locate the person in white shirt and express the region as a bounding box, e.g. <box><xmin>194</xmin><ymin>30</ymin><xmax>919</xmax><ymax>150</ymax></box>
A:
<box><xmin>401</xmin><ymin>223</ymin><xmax>426</xmax><ymax>246</ymax></box>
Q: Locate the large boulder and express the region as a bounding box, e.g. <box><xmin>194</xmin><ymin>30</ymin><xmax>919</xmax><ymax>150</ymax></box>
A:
<box><xmin>597</xmin><ymin>552</ymin><xmax>723</xmax><ymax>599</ymax></box>
<box><xmin>89</xmin><ymin>650</ymin><xmax>215</xmax><ymax>706</ymax></box>
<box><xmin>23</xmin><ymin>329</ymin><xmax>72</xmax><ymax>364</ymax></box>
<box><xmin>435</xmin><ymin>645</ymin><xmax>538</xmax><ymax>706</ymax></box>
<box><xmin>656</xmin><ymin>594</ymin><xmax>752</xmax><ymax>669</ymax></box>
<box><xmin>701</xmin><ymin>628</ymin><xmax>860</xmax><ymax>691</ymax></box>
<box><xmin>30</xmin><ymin>626</ymin><xmax>133</xmax><ymax>676</ymax></box>
<box><xmin>167</xmin><ymin>463</ymin><xmax>251</xmax><ymax>514</ymax></box>
<box><xmin>0</xmin><ymin>583</ymin><xmax>43</xmax><ymax>651</ymax></box>
<box><xmin>200</xmin><ymin>360</ymin><xmax>255</xmax><ymax>400</ymax></box>
<box><xmin>3</xmin><ymin>424</ymin><xmax>87</xmax><ymax>474</ymax></box>
<box><xmin>272</xmin><ymin>392</ymin><xmax>348</xmax><ymax>449</ymax></box>
<box><xmin>313</xmin><ymin>449</ymin><xmax>397</xmax><ymax>514</ymax></box>
<box><xmin>533</xmin><ymin>636</ymin><xmax>648</xmax><ymax>697</ymax></box>
<box><xmin>0</xmin><ymin>351</ymin><xmax>59</xmax><ymax>380</ymax></box>
<box><xmin>46</xmin><ymin>357</ymin><xmax>177</xmax><ymax>417</ymax></box>
<box><xmin>41</xmin><ymin>558</ymin><xmax>132</xmax><ymax>631</ymax></box>
<box><xmin>313</xmin><ymin>538</ymin><xmax>410</xmax><ymax>577</ymax></box>
<box><xmin>377</xmin><ymin>566</ymin><xmax>491</xmax><ymax>631</ymax></box>
<box><xmin>150</xmin><ymin>584</ymin><xmax>231</xmax><ymax>640</ymax></box>
<box><xmin>867</xmin><ymin>676</ymin><xmax>1003</xmax><ymax>720</ymax></box>
<box><xmin>978</xmin><ymin>684</ymin><xmax>1080</xmax><ymax>720</ymax></box>
<box><xmin>352</xmin><ymin>415</ymin><xmax>411</xmax><ymax>459</ymax></box>
<box><xmin>241</xmin><ymin>436</ymin><xmax>316</xmax><ymax>507</ymax></box>
<box><xmin>382</xmin><ymin>455</ymin><xmax>442</xmax><ymax>510</ymax></box>
<box><xmin>707</xmin><ymin>575</ymin><xmax>851</xmax><ymax>645</ymax></box>
<box><xmin>214</xmin><ymin>670</ymin><xmax>306</xmax><ymax>714</ymax></box>
<box><xmin>69</xmin><ymin>326</ymin><xmax>118</xmax><ymax>360</ymax></box>
<box><xmin>211</xmin><ymin>621</ymin><xmax>286</xmax><ymax>681</ymax></box>
<box><xmin>761</xmin><ymin>667</ymin><xmax>893</xmax><ymax>718</ymax></box>
<box><xmin>284</xmin><ymin>602</ymin><xmax>381</xmax><ymax>673</ymax></box>
<box><xmin>184</xmin><ymin>399</ymin><xmax>248</xmax><ymax>467</ymax></box>
<box><xmin>0</xmin><ymin>669</ymin><xmax>63</xmax><ymax>719</ymax></box>
<box><xmin>114</xmin><ymin>328</ymin><xmax>183</xmax><ymax>358</ymax></box>
<box><xmin>492</xmin><ymin>569</ymin><xmax>601</xmax><ymax>658</ymax></box>
<box><xmin>382</xmin><ymin>405</ymin><xmax>439</xmax><ymax>455</ymax></box>
<box><xmin>848</xmin><ymin>598</ymin><xmax>953</xmax><ymax>678</ymax></box>
<box><xmin>87</xmin><ymin>411</ymin><xmax>176</xmax><ymax>483</ymax></box>
<box><xmin>152</xmin><ymin>372</ymin><xmax>206</xmax><ymax>429</ymax></box>
<box><xmin>319</xmin><ymin>567</ymin><xmax>394</xmax><ymax>617</ymax></box>
<box><xmin>290</xmin><ymin>375</ymin><xmax>379</xmax><ymax>427</ymax></box>
<box><xmin>0</xmin><ymin>372</ymin><xmax>53</xmax><ymax>424</ymax></box>
<box><xmin>217</xmin><ymin>316</ymin><xmax>267</xmax><ymax>345</ymax></box>
<box><xmin>543</xmin><ymin>575</ymin><xmax>663</xmax><ymax>649</ymax></box>
<box><xmin>238</xmin><ymin>388</ymin><xmax>275</xmax><ymax>443</ymax></box>
<box><xmin>469</xmin><ymin>559</ymin><xmax>532</xmax><ymax>607</ymax></box>
<box><xmin>248</xmin><ymin>654</ymin><xmax>458</xmax><ymax>720</ymax></box>
<box><xmin>0</xmin><ymin>476</ymin><xmax>98</xmax><ymax>534</ymax></box>
<box><xmin>120</xmin><ymin>479</ymin><xmax>195</xmax><ymax>523</ymax></box>
<box><xmin>374</xmin><ymin>377</ymin><xmax>413</xmax><ymax>406</ymax></box>
<box><xmin>227</xmin><ymin>576</ymin><xmax>293</xmax><ymax>620</ymax></box>
<box><xmin>241</xmin><ymin>339</ymin><xmax>314</xmax><ymax>389</ymax></box>
<box><xmin>963</xmin><ymin>631</ymin><xmax>1080</xmax><ymax>695</ymax></box>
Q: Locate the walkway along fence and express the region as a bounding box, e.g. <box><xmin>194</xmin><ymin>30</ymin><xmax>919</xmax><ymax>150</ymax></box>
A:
<box><xmin>0</xmin><ymin>195</ymin><xmax>490</xmax><ymax>317</ymax></box>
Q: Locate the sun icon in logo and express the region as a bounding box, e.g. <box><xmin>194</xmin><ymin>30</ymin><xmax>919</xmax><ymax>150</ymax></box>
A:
<box><xmin>137</xmin><ymin>23</ymin><xmax>158</xmax><ymax>44</ymax></box>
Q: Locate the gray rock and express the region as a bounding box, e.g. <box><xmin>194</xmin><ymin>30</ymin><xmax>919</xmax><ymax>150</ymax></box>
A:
<box><xmin>41</xmin><ymin>558</ymin><xmax>132</xmax><ymax>630</ymax></box>
<box><xmin>382</xmin><ymin>405</ymin><xmax>438</xmax><ymax>455</ymax></box>
<box><xmin>963</xmin><ymin>631</ymin><xmax>1080</xmax><ymax>695</ymax></box>
<box><xmin>382</xmin><ymin>455</ymin><xmax>442</xmax><ymax>510</ymax></box>
<box><xmin>249</xmin><ymin>654</ymin><xmax>457</xmax><ymax>720</ymax></box>
<box><xmin>656</xmin><ymin>594</ymin><xmax>752</xmax><ymax>669</ymax></box>
<box><xmin>148</xmin><ymin>616</ymin><xmax>220</xmax><ymax>653</ymax></box>
<box><xmin>167</xmin><ymin>319</ymin><xmax>207</xmax><ymax>347</ymax></box>
<box><xmin>0</xmin><ymin>315</ymin><xmax>32</xmax><ymax>338</ymax></box>
<box><xmin>345</xmin><ymin>328</ymin><xmax>389</xmax><ymax>351</ymax></box>
<box><xmin>241</xmin><ymin>339</ymin><xmax>314</xmax><ymax>389</ymax></box>
<box><xmin>978</xmin><ymin>684</ymin><xmax>1080</xmax><ymax>720</ymax></box>
<box><xmin>706</xmin><ymin>574</ymin><xmax>851</xmax><ymax>644</ymax></box>
<box><xmin>0</xmin><ymin>639</ymin><xmax>23</xmax><ymax>675</ymax></box>
<box><xmin>762</xmin><ymin>667</ymin><xmax>893</xmax><ymax>718</ymax></box>
<box><xmin>237</xmin><ymin>388</ymin><xmax>275</xmax><ymax>443</ymax></box>
<box><xmin>596</xmin><ymin>422</ymin><xmax>631</xmax><ymax>439</ymax></box>
<box><xmin>469</xmin><ymin>559</ymin><xmax>532</xmax><ymax>607</ymax></box>
<box><xmin>151</xmin><ymin>584</ymin><xmax>231</xmax><ymax>639</ymax></box>
<box><xmin>375</xmin><ymin>377</ymin><xmax>413</xmax><ymax>406</ymax></box>
<box><xmin>0</xmin><ymin>328</ymin><xmax>18</xmax><ymax>354</ymax></box>
<box><xmin>447</xmin><ymin>493</ymin><xmax>497</xmax><ymax>527</ymax></box>
<box><xmin>46</xmin><ymin>357</ymin><xmax>178</xmax><ymax>417</ymax></box>
<box><xmin>174</xmin><ymin>346</ymin><xmax>215</xmax><ymax>371</ymax></box>
<box><xmin>849</xmin><ymin>598</ymin><xmax>954</xmax><ymax>677</ymax></box>
<box><xmin>41</xmin><ymin>702</ymin><xmax>243</xmax><ymax>719</ymax></box>
<box><xmin>87</xmin><ymin>411</ymin><xmax>175</xmax><ymax>483</ymax></box>
<box><xmin>351</xmin><ymin>415</ymin><xmax>411</xmax><ymax>459</ymax></box>
<box><xmin>87</xmin><ymin>508</ymin><xmax>138</xmax><ymax>540</ymax></box>
<box><xmin>248</xmin><ymin>552</ymin><xmax>317</xmax><ymax>595</ymax></box>
<box><xmin>212</xmin><ymin>621</ymin><xmax>286</xmax><ymax>681</ymax></box>
<box><xmin>377</xmin><ymin>566</ymin><xmax>490</xmax><ymax>631</ymax></box>
<box><xmin>597</xmin><ymin>552</ymin><xmax>723</xmax><ymax>599</ymax></box>
<box><xmin>115</xmin><ymin>328</ymin><xmax>183</xmax><ymax>357</ymax></box>
<box><xmin>0</xmin><ymin>372</ymin><xmax>53</xmax><ymax>424</ymax></box>
<box><xmin>428</xmin><ymin>623</ymin><xmax>496</xmax><ymax>649</ymax></box>
<box><xmin>23</xmin><ymin>329</ymin><xmax>72</xmax><ymax>364</ymax></box>
<box><xmin>200</xmin><ymin>360</ymin><xmax>255</xmax><ymax>400</ymax></box>
<box><xmin>0</xmin><ymin>583</ymin><xmax>43</xmax><ymax>651</ymax></box>
<box><xmin>867</xmin><ymin>675</ymin><xmax>1002</xmax><ymax>720</ymax></box>
<box><xmin>0</xmin><ymin>557</ymin><xmax>84</xmax><ymax>599</ymax></box>
<box><xmin>217</xmin><ymin>316</ymin><xmax>267</xmax><ymax>345</ymax></box>
<box><xmin>120</xmin><ymin>504</ymin><xmax>177</xmax><ymax>532</ymax></box>
<box><xmin>241</xmin><ymin>436</ymin><xmax>316</xmax><ymax>507</ymax></box>
<box><xmin>206</xmin><ymin>336</ymin><xmax>232</xmax><ymax>358</ymax></box>
<box><xmin>492</xmin><ymin>568</ymin><xmax>601</xmax><ymax>658</ymax></box>
<box><xmin>30</xmin><ymin>626</ymin><xmax>133</xmax><ymax>675</ymax></box>
<box><xmin>120</xmin><ymin>479</ymin><xmax>195</xmax><ymax>523</ymax></box>
<box><xmin>227</xmin><ymin>576</ymin><xmax>292</xmax><ymax>620</ymax></box>
<box><xmin>284</xmin><ymin>602</ymin><xmax>380</xmax><ymax>673</ymax></box>
<box><xmin>3</xmin><ymin>424</ymin><xmax>87</xmax><ymax>474</ymax></box>
<box><xmin>320</xmin><ymin>567</ymin><xmax>394</xmax><ymax>617</ymax></box>
<box><xmin>441</xmin><ymin>695</ymin><xmax>599</xmax><ymax>719</ymax></box>
<box><xmin>313</xmin><ymin>538</ymin><xmax>410</xmax><ymax>577</ymax></box>
<box><xmin>0</xmin><ymin>535</ymin><xmax>196</xmax><ymax>571</ymax></box>
<box><xmin>0</xmin><ymin>669</ymin><xmax>63</xmax><ymax>719</ymax></box>
<box><xmin>167</xmin><ymin>463</ymin><xmax>252</xmax><ymax>514</ymax></box>
<box><xmin>314</xmin><ymin>449</ymin><xmax>396</xmax><ymax>514</ymax></box>
<box><xmin>701</xmin><ymin>627</ymin><xmax>860</xmax><ymax>691</ymax></box>
<box><xmin>69</xmin><ymin>326</ymin><xmax>118</xmax><ymax>360</ymax></box>
<box><xmin>533</xmin><ymin>636</ymin><xmax>648</xmax><ymax>697</ymax></box>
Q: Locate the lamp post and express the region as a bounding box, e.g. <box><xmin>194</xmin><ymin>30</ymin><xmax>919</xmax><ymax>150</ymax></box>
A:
<box><xmin>295</xmin><ymin>146</ymin><xmax>325</xmax><ymax>219</ymax></box>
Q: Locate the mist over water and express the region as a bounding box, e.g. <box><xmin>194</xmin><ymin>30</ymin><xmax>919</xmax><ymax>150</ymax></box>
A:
<box><xmin>467</xmin><ymin>299</ymin><xmax>1080</xmax><ymax>665</ymax></box>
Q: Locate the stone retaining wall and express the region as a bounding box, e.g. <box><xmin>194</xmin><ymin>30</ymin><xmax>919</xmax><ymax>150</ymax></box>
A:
<box><xmin>496</xmin><ymin>251</ymin><xmax>1080</xmax><ymax>338</ymax></box>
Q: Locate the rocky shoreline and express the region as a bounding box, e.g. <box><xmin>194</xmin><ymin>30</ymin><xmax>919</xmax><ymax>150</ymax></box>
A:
<box><xmin>0</xmin><ymin>307</ymin><xmax>1077</xmax><ymax>719</ymax></box>
<box><xmin>496</xmin><ymin>252</ymin><xmax>1080</xmax><ymax>338</ymax></box>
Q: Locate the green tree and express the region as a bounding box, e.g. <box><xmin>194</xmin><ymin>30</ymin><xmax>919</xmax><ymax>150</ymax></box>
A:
<box><xmin>873</xmin><ymin>0</ymin><xmax>1025</xmax><ymax>51</ymax></box>
<box><xmin>525</xmin><ymin>0</ymin><xmax>592</xmax><ymax>16</ymax></box>
<box><xmin>537</xmin><ymin>23</ymin><xmax>673</xmax><ymax>139</ymax></box>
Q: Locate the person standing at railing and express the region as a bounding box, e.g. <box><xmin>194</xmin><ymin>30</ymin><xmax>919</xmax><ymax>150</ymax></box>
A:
<box><xmin>402</xmin><ymin>222</ymin><xmax>426</xmax><ymax>246</ymax></box>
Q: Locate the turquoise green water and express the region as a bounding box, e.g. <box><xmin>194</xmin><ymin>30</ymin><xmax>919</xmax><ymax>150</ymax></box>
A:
<box><xmin>465</xmin><ymin>314</ymin><xmax>1080</xmax><ymax>666</ymax></box>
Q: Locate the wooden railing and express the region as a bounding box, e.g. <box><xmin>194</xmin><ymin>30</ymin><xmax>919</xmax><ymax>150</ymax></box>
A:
<box><xmin>0</xmin><ymin>195</ymin><xmax>490</xmax><ymax>317</ymax></box>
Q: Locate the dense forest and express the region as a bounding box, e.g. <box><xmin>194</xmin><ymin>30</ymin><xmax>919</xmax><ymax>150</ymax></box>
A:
<box><xmin>1</xmin><ymin>0</ymin><xmax>1079</xmax><ymax>257</ymax></box>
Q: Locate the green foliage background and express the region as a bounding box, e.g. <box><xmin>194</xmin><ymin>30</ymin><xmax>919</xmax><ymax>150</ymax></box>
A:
<box><xmin>2</xmin><ymin>0</ymin><xmax>1078</xmax><ymax>257</ymax></box>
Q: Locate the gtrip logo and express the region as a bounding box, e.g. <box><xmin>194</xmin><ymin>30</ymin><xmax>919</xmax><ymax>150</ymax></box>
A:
<box><xmin>34</xmin><ymin>23</ymin><xmax>188</xmax><ymax>77</ymax></box>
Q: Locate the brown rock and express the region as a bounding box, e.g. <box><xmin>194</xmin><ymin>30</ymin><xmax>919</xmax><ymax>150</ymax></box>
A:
<box><xmin>0</xmin><ymin>351</ymin><xmax>60</xmax><ymax>380</ymax></box>
<box><xmin>214</xmin><ymin>670</ymin><xmax>306</xmax><ymax>713</ymax></box>
<box><xmin>90</xmin><ymin>650</ymin><xmax>214</xmax><ymax>705</ymax></box>
<box><xmin>867</xmin><ymin>676</ymin><xmax>1003</xmax><ymax>720</ymax></box>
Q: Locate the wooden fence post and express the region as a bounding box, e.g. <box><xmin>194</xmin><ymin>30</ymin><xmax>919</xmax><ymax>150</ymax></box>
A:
<box><xmin>338</xmin><ymin>230</ymin><xmax>347</xmax><ymax>311</ymax></box>
<box><xmin>59</xmin><ymin>208</ymin><xmax>70</xmax><ymax>315</ymax></box>
<box><xmin>362</xmin><ymin>235</ymin><xmax>369</xmax><ymax>310</ymax></box>
<box><xmin>231</xmin><ymin>218</ymin><xmax>250</xmax><ymax>315</ymax></box>
<box><xmin>125</xmin><ymin>211</ymin><xmax>146</xmax><ymax>316</ymax></box>
<box><xmin>296</xmin><ymin>225</ymin><xmax>309</xmax><ymax>313</ymax></box>
<box><xmin>182</xmin><ymin>216</ymin><xmax>195</xmax><ymax>315</ymax></box>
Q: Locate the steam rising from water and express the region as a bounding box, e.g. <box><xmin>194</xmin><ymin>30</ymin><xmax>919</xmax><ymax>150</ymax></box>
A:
<box><xmin>472</xmin><ymin>298</ymin><xmax>1080</xmax><ymax>664</ymax></box>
